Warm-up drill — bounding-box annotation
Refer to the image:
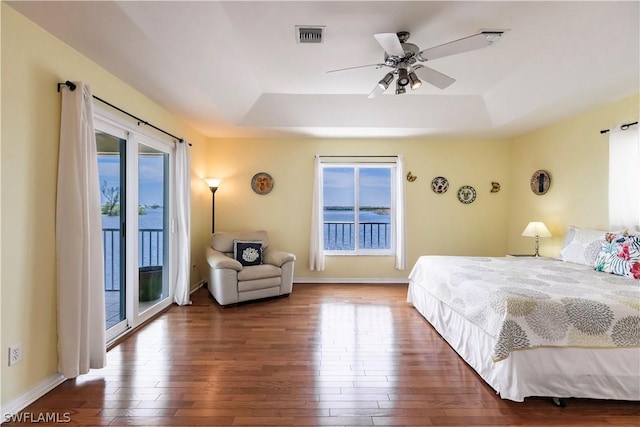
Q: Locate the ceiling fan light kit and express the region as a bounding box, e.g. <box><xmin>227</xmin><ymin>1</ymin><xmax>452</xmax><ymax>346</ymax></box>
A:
<box><xmin>397</xmin><ymin>66</ymin><xmax>410</xmax><ymax>87</ymax></box>
<box><xmin>378</xmin><ymin>72</ymin><xmax>394</xmax><ymax>90</ymax></box>
<box><xmin>329</xmin><ymin>29</ymin><xmax>506</xmax><ymax>98</ymax></box>
<box><xmin>408</xmin><ymin>72</ymin><xmax>422</xmax><ymax>90</ymax></box>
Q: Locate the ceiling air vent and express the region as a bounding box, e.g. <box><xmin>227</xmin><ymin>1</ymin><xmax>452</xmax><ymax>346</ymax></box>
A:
<box><xmin>296</xmin><ymin>26</ymin><xmax>325</xmax><ymax>43</ymax></box>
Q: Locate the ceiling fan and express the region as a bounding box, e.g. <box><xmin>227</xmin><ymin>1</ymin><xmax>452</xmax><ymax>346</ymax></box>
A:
<box><xmin>328</xmin><ymin>30</ymin><xmax>506</xmax><ymax>98</ymax></box>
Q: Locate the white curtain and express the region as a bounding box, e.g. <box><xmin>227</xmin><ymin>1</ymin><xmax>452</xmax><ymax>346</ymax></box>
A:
<box><xmin>173</xmin><ymin>141</ymin><xmax>192</xmax><ymax>305</ymax></box>
<box><xmin>609</xmin><ymin>124</ymin><xmax>640</xmax><ymax>232</ymax></box>
<box><xmin>394</xmin><ymin>154</ymin><xmax>407</xmax><ymax>270</ymax></box>
<box><xmin>309</xmin><ymin>156</ymin><xmax>325</xmax><ymax>271</ymax></box>
<box><xmin>56</xmin><ymin>82</ymin><xmax>106</xmax><ymax>377</ymax></box>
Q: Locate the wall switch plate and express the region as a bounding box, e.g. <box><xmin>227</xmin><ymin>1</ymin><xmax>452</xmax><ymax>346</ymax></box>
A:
<box><xmin>8</xmin><ymin>344</ymin><xmax>22</xmax><ymax>366</ymax></box>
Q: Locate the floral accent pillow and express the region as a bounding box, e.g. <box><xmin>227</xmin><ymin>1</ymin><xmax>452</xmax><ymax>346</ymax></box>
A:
<box><xmin>593</xmin><ymin>233</ymin><xmax>640</xmax><ymax>279</ymax></box>
<box><xmin>233</xmin><ymin>240</ymin><xmax>263</xmax><ymax>266</ymax></box>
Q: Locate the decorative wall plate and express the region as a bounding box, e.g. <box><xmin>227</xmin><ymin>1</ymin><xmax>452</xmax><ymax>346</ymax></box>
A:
<box><xmin>251</xmin><ymin>172</ymin><xmax>274</xmax><ymax>195</ymax></box>
<box><xmin>457</xmin><ymin>185</ymin><xmax>477</xmax><ymax>204</ymax></box>
<box><xmin>431</xmin><ymin>176</ymin><xmax>449</xmax><ymax>194</ymax></box>
<box><xmin>530</xmin><ymin>170</ymin><xmax>551</xmax><ymax>195</ymax></box>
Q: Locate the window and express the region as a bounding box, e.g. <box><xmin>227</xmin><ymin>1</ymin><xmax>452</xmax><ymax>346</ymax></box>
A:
<box><xmin>310</xmin><ymin>155</ymin><xmax>406</xmax><ymax>271</ymax></box>
<box><xmin>608</xmin><ymin>123</ymin><xmax>640</xmax><ymax>231</ymax></box>
<box><xmin>323</xmin><ymin>164</ymin><xmax>394</xmax><ymax>255</ymax></box>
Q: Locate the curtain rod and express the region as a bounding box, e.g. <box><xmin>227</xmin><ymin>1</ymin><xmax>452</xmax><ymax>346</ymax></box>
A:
<box><xmin>318</xmin><ymin>155</ymin><xmax>398</xmax><ymax>158</ymax></box>
<box><xmin>57</xmin><ymin>81</ymin><xmax>190</xmax><ymax>145</ymax></box>
<box><xmin>317</xmin><ymin>155</ymin><xmax>399</xmax><ymax>164</ymax></box>
<box><xmin>600</xmin><ymin>121</ymin><xmax>638</xmax><ymax>134</ymax></box>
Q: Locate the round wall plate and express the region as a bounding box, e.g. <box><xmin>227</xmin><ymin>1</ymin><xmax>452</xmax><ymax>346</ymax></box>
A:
<box><xmin>431</xmin><ymin>176</ymin><xmax>449</xmax><ymax>194</ymax></box>
<box><xmin>457</xmin><ymin>185</ymin><xmax>477</xmax><ymax>204</ymax></box>
<box><xmin>530</xmin><ymin>170</ymin><xmax>551</xmax><ymax>195</ymax></box>
<box><xmin>251</xmin><ymin>172</ymin><xmax>274</xmax><ymax>195</ymax></box>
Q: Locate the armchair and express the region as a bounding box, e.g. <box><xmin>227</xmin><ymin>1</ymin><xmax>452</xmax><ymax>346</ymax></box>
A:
<box><xmin>206</xmin><ymin>230</ymin><xmax>296</xmax><ymax>305</ymax></box>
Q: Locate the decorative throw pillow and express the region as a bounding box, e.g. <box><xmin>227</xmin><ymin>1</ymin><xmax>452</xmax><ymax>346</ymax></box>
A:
<box><xmin>593</xmin><ymin>233</ymin><xmax>640</xmax><ymax>279</ymax></box>
<box><xmin>560</xmin><ymin>226</ymin><xmax>608</xmax><ymax>266</ymax></box>
<box><xmin>233</xmin><ymin>240</ymin><xmax>263</xmax><ymax>266</ymax></box>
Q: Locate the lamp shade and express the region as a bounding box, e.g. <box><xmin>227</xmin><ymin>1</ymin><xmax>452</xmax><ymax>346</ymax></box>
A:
<box><xmin>377</xmin><ymin>72</ymin><xmax>394</xmax><ymax>90</ymax></box>
<box><xmin>521</xmin><ymin>222</ymin><xmax>551</xmax><ymax>237</ymax></box>
<box><xmin>397</xmin><ymin>67</ymin><xmax>409</xmax><ymax>86</ymax></box>
<box><xmin>205</xmin><ymin>178</ymin><xmax>221</xmax><ymax>189</ymax></box>
<box><xmin>408</xmin><ymin>72</ymin><xmax>422</xmax><ymax>90</ymax></box>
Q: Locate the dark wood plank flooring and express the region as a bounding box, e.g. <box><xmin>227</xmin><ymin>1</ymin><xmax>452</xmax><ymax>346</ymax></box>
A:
<box><xmin>7</xmin><ymin>284</ymin><xmax>639</xmax><ymax>426</ymax></box>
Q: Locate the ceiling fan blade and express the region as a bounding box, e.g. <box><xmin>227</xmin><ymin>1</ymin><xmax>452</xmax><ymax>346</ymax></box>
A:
<box><xmin>327</xmin><ymin>63</ymin><xmax>383</xmax><ymax>74</ymax></box>
<box><xmin>368</xmin><ymin>83</ymin><xmax>386</xmax><ymax>99</ymax></box>
<box><xmin>413</xmin><ymin>66</ymin><xmax>456</xmax><ymax>89</ymax></box>
<box><xmin>374</xmin><ymin>33</ymin><xmax>405</xmax><ymax>57</ymax></box>
<box><xmin>419</xmin><ymin>31</ymin><xmax>505</xmax><ymax>61</ymax></box>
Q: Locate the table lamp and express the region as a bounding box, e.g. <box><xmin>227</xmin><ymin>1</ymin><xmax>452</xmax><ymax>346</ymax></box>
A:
<box><xmin>521</xmin><ymin>222</ymin><xmax>551</xmax><ymax>257</ymax></box>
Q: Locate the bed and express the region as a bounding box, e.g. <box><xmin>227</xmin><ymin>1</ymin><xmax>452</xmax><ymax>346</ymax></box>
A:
<box><xmin>407</xmin><ymin>255</ymin><xmax>640</xmax><ymax>402</ymax></box>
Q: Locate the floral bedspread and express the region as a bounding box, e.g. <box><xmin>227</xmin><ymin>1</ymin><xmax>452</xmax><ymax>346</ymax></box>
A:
<box><xmin>408</xmin><ymin>256</ymin><xmax>640</xmax><ymax>361</ymax></box>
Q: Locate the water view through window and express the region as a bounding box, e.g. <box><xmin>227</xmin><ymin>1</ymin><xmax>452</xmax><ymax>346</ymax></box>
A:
<box><xmin>323</xmin><ymin>166</ymin><xmax>392</xmax><ymax>252</ymax></box>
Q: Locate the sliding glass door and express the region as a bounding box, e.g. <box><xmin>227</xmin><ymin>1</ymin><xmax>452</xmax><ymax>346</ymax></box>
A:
<box><xmin>137</xmin><ymin>141</ymin><xmax>170</xmax><ymax>315</ymax></box>
<box><xmin>97</xmin><ymin>128</ymin><xmax>127</xmax><ymax>336</ymax></box>
<box><xmin>95</xmin><ymin>113</ymin><xmax>175</xmax><ymax>342</ymax></box>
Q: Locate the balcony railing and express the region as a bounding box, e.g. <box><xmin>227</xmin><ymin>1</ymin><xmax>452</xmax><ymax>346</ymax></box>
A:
<box><xmin>324</xmin><ymin>221</ymin><xmax>391</xmax><ymax>250</ymax></box>
<box><xmin>103</xmin><ymin>222</ymin><xmax>387</xmax><ymax>289</ymax></box>
<box><xmin>102</xmin><ymin>228</ymin><xmax>164</xmax><ymax>291</ymax></box>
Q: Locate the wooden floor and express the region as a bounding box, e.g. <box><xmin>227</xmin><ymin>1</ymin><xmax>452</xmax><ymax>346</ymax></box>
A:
<box><xmin>10</xmin><ymin>284</ymin><xmax>639</xmax><ymax>426</ymax></box>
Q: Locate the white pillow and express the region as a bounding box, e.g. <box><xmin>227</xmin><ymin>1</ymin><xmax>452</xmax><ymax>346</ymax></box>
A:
<box><xmin>560</xmin><ymin>226</ymin><xmax>608</xmax><ymax>266</ymax></box>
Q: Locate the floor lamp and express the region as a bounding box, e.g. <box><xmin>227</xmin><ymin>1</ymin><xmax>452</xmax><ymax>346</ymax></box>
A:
<box><xmin>205</xmin><ymin>178</ymin><xmax>221</xmax><ymax>233</ymax></box>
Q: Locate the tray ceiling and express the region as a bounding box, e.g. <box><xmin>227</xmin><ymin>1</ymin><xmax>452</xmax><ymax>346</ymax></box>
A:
<box><xmin>9</xmin><ymin>1</ymin><xmax>640</xmax><ymax>139</ymax></box>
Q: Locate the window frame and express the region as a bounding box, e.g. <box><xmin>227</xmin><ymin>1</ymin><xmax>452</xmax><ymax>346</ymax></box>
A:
<box><xmin>608</xmin><ymin>124</ymin><xmax>640</xmax><ymax>230</ymax></box>
<box><xmin>321</xmin><ymin>162</ymin><xmax>396</xmax><ymax>256</ymax></box>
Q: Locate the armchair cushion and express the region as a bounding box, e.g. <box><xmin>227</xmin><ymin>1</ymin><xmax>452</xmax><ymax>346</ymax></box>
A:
<box><xmin>238</xmin><ymin>264</ymin><xmax>281</xmax><ymax>281</ymax></box>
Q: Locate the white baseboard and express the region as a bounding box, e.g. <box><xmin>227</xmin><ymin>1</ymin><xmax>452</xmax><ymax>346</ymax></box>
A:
<box><xmin>190</xmin><ymin>279</ymin><xmax>207</xmax><ymax>294</ymax></box>
<box><xmin>293</xmin><ymin>277</ymin><xmax>409</xmax><ymax>284</ymax></box>
<box><xmin>1</xmin><ymin>373</ymin><xmax>66</xmax><ymax>423</ymax></box>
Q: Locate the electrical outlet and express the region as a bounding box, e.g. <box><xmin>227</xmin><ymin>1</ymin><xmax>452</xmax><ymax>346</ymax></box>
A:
<box><xmin>8</xmin><ymin>344</ymin><xmax>22</xmax><ymax>366</ymax></box>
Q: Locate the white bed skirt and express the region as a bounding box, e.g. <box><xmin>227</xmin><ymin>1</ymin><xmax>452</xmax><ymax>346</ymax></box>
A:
<box><xmin>408</xmin><ymin>281</ymin><xmax>640</xmax><ymax>402</ymax></box>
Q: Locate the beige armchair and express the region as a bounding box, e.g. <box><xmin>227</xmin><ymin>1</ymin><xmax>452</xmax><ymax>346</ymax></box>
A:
<box><xmin>206</xmin><ymin>230</ymin><xmax>296</xmax><ymax>305</ymax></box>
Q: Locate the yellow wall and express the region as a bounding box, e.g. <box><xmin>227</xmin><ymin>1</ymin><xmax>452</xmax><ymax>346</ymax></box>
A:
<box><xmin>204</xmin><ymin>94</ymin><xmax>639</xmax><ymax>277</ymax></box>
<box><xmin>506</xmin><ymin>94</ymin><xmax>639</xmax><ymax>257</ymax></box>
<box><xmin>2</xmin><ymin>0</ymin><xmax>638</xmax><ymax>413</ymax></box>
<box><xmin>0</xmin><ymin>4</ymin><xmax>209</xmax><ymax>405</ymax></box>
<box><xmin>205</xmin><ymin>137</ymin><xmax>511</xmax><ymax>280</ymax></box>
